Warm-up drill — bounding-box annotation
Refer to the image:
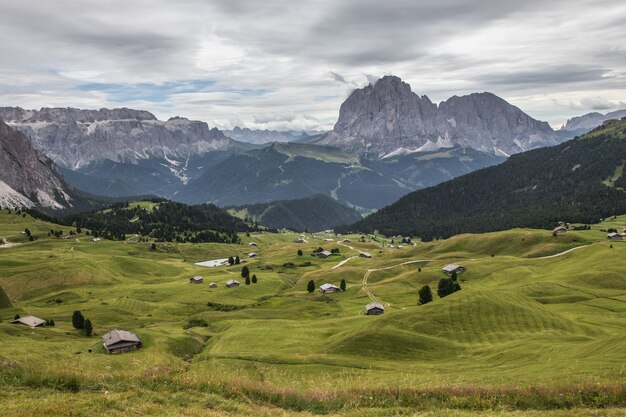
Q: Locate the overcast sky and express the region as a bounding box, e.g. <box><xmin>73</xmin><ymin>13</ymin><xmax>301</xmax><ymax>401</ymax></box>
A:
<box><xmin>0</xmin><ymin>0</ymin><xmax>625</xmax><ymax>130</ymax></box>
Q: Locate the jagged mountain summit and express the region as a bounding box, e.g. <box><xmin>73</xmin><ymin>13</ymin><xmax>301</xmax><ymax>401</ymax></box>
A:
<box><xmin>316</xmin><ymin>75</ymin><xmax>559</xmax><ymax>158</ymax></box>
<box><xmin>0</xmin><ymin>107</ymin><xmax>236</xmax><ymax>169</ymax></box>
<box><xmin>0</xmin><ymin>120</ymin><xmax>75</xmax><ymax>210</ymax></box>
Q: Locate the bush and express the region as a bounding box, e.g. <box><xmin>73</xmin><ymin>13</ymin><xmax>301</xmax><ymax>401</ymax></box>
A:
<box><xmin>183</xmin><ymin>318</ymin><xmax>208</xmax><ymax>329</ymax></box>
<box><xmin>297</xmin><ymin>249</ymin><xmax>303</xmax><ymax>256</ymax></box>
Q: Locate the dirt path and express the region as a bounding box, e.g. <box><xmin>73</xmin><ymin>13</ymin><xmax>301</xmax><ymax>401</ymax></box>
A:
<box><xmin>536</xmin><ymin>245</ymin><xmax>590</xmax><ymax>259</ymax></box>
<box><xmin>332</xmin><ymin>256</ymin><xmax>357</xmax><ymax>269</ymax></box>
<box><xmin>361</xmin><ymin>259</ymin><xmax>430</xmax><ymax>305</ymax></box>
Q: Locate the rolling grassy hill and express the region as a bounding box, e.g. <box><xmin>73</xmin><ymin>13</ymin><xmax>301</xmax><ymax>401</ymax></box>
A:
<box><xmin>339</xmin><ymin>118</ymin><xmax>626</xmax><ymax>239</ymax></box>
<box><xmin>0</xmin><ymin>210</ymin><xmax>625</xmax><ymax>416</ymax></box>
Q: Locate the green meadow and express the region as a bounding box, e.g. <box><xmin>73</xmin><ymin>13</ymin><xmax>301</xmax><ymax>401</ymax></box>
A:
<box><xmin>1</xmin><ymin>210</ymin><xmax>625</xmax><ymax>416</ymax></box>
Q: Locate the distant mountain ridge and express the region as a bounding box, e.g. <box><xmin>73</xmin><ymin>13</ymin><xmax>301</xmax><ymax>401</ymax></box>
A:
<box><xmin>338</xmin><ymin>118</ymin><xmax>626</xmax><ymax>239</ymax></box>
<box><xmin>316</xmin><ymin>75</ymin><xmax>559</xmax><ymax>158</ymax></box>
<box><xmin>561</xmin><ymin>109</ymin><xmax>626</xmax><ymax>135</ymax></box>
<box><xmin>228</xmin><ymin>194</ymin><xmax>362</xmax><ymax>231</ymax></box>
<box><xmin>0</xmin><ymin>107</ymin><xmax>238</xmax><ymax>169</ymax></box>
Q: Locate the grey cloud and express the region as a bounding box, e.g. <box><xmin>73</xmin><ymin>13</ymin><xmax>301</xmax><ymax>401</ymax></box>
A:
<box><xmin>329</xmin><ymin>72</ymin><xmax>348</xmax><ymax>84</ymax></box>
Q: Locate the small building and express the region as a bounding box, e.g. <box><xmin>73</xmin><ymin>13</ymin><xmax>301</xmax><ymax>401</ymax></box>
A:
<box><xmin>293</xmin><ymin>238</ymin><xmax>308</xmax><ymax>243</ymax></box>
<box><xmin>91</xmin><ymin>238</ymin><xmax>101</xmax><ymax>244</ymax></box>
<box><xmin>226</xmin><ymin>280</ymin><xmax>241</xmax><ymax>288</ymax></box>
<box><xmin>190</xmin><ymin>276</ymin><xmax>204</xmax><ymax>284</ymax></box>
<box><xmin>102</xmin><ymin>329</ymin><xmax>142</xmax><ymax>354</ymax></box>
<box><xmin>209</xmin><ymin>282</ymin><xmax>217</xmax><ymax>288</ymax></box>
<box><xmin>316</xmin><ymin>250</ymin><xmax>332</xmax><ymax>258</ymax></box>
<box><xmin>359</xmin><ymin>252</ymin><xmax>372</xmax><ymax>258</ymax></box>
<box><xmin>365</xmin><ymin>301</ymin><xmax>385</xmax><ymax>315</ymax></box>
<box><xmin>11</xmin><ymin>315</ymin><xmax>46</xmax><ymax>327</ymax></box>
<box><xmin>248</xmin><ymin>242</ymin><xmax>258</xmax><ymax>247</ymax></box>
<box><xmin>248</xmin><ymin>252</ymin><xmax>258</xmax><ymax>258</ymax></box>
<box><xmin>442</xmin><ymin>264</ymin><xmax>465</xmax><ymax>275</ymax></box>
<box><xmin>552</xmin><ymin>226</ymin><xmax>567</xmax><ymax>236</ymax></box>
<box><xmin>607</xmin><ymin>232</ymin><xmax>623</xmax><ymax>241</ymax></box>
<box><xmin>319</xmin><ymin>283</ymin><xmax>341</xmax><ymax>293</ymax></box>
<box><xmin>323</xmin><ymin>238</ymin><xmax>334</xmax><ymax>242</ymax></box>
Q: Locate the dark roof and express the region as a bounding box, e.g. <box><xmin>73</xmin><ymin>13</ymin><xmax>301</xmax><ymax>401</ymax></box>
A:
<box><xmin>102</xmin><ymin>329</ymin><xmax>140</xmax><ymax>348</ymax></box>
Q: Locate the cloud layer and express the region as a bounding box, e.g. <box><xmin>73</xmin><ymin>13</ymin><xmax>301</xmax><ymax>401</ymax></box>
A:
<box><xmin>0</xmin><ymin>0</ymin><xmax>625</xmax><ymax>130</ymax></box>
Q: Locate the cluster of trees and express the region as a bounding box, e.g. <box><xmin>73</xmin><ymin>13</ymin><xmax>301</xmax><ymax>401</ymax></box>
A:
<box><xmin>418</xmin><ymin>272</ymin><xmax>462</xmax><ymax>305</ymax></box>
<box><xmin>228</xmin><ymin>256</ymin><xmax>241</xmax><ymax>265</ymax></box>
<box><xmin>60</xmin><ymin>201</ymin><xmax>253</xmax><ymax>244</ymax></box>
<box><xmin>337</xmin><ymin>122</ymin><xmax>626</xmax><ymax>239</ymax></box>
<box><xmin>72</xmin><ymin>311</ymin><xmax>93</xmax><ymax>337</ymax></box>
<box><xmin>241</xmin><ymin>266</ymin><xmax>258</xmax><ymax>285</ymax></box>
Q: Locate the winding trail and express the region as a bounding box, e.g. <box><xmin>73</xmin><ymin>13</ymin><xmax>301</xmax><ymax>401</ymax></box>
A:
<box><xmin>332</xmin><ymin>256</ymin><xmax>357</xmax><ymax>269</ymax></box>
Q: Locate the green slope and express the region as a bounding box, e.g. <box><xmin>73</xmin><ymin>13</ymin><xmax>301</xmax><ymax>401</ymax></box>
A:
<box><xmin>339</xmin><ymin>118</ymin><xmax>626</xmax><ymax>238</ymax></box>
<box><xmin>228</xmin><ymin>194</ymin><xmax>362</xmax><ymax>231</ymax></box>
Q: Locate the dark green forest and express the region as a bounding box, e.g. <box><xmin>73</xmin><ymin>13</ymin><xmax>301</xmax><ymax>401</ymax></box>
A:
<box><xmin>61</xmin><ymin>200</ymin><xmax>251</xmax><ymax>243</ymax></box>
<box><xmin>337</xmin><ymin>119</ymin><xmax>626</xmax><ymax>240</ymax></box>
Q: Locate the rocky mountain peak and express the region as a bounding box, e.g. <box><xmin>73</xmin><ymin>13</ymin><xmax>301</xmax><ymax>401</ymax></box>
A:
<box><xmin>317</xmin><ymin>75</ymin><xmax>559</xmax><ymax>158</ymax></box>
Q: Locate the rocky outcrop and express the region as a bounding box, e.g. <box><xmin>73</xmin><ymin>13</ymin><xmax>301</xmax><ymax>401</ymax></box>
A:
<box><xmin>0</xmin><ymin>121</ymin><xmax>72</xmax><ymax>209</ymax></box>
<box><xmin>317</xmin><ymin>75</ymin><xmax>559</xmax><ymax>158</ymax></box>
<box><xmin>0</xmin><ymin>108</ymin><xmax>235</xmax><ymax>168</ymax></box>
<box><xmin>224</xmin><ymin>126</ymin><xmax>320</xmax><ymax>144</ymax></box>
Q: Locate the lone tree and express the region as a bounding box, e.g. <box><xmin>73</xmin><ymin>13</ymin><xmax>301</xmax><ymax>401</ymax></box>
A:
<box><xmin>437</xmin><ymin>278</ymin><xmax>461</xmax><ymax>298</ymax></box>
<box><xmin>235</xmin><ymin>256</ymin><xmax>241</xmax><ymax>265</ymax></box>
<box><xmin>72</xmin><ymin>311</ymin><xmax>85</xmax><ymax>329</ymax></box>
<box><xmin>418</xmin><ymin>285</ymin><xmax>433</xmax><ymax>305</ymax></box>
<box><xmin>227</xmin><ymin>256</ymin><xmax>235</xmax><ymax>266</ymax></box>
<box><xmin>307</xmin><ymin>280</ymin><xmax>315</xmax><ymax>293</ymax></box>
<box><xmin>340</xmin><ymin>279</ymin><xmax>347</xmax><ymax>291</ymax></box>
<box><xmin>251</xmin><ymin>274</ymin><xmax>257</xmax><ymax>284</ymax></box>
<box><xmin>84</xmin><ymin>319</ymin><xmax>93</xmax><ymax>337</ymax></box>
<box><xmin>297</xmin><ymin>249</ymin><xmax>303</xmax><ymax>256</ymax></box>
<box><xmin>241</xmin><ymin>265</ymin><xmax>250</xmax><ymax>278</ymax></box>
<box><xmin>245</xmin><ymin>276</ymin><xmax>251</xmax><ymax>285</ymax></box>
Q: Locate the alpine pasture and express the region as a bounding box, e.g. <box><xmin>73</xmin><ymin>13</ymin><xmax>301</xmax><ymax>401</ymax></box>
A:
<box><xmin>1</xmin><ymin>210</ymin><xmax>625</xmax><ymax>416</ymax></box>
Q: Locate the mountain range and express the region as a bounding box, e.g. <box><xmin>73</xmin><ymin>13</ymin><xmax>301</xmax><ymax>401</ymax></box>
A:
<box><xmin>560</xmin><ymin>109</ymin><xmax>626</xmax><ymax>136</ymax></box>
<box><xmin>315</xmin><ymin>75</ymin><xmax>559</xmax><ymax>157</ymax></box>
<box><xmin>1</xmin><ymin>75</ymin><xmax>623</xmax><ymax>218</ymax></box>
<box><xmin>337</xmin><ymin>117</ymin><xmax>626</xmax><ymax>239</ymax></box>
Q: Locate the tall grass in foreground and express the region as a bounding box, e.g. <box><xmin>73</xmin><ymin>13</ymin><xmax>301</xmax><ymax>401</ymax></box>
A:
<box><xmin>1</xmin><ymin>361</ymin><xmax>624</xmax><ymax>413</ymax></box>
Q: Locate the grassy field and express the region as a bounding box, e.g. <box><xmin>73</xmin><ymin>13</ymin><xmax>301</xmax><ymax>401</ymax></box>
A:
<box><xmin>1</xmin><ymin>209</ymin><xmax>625</xmax><ymax>416</ymax></box>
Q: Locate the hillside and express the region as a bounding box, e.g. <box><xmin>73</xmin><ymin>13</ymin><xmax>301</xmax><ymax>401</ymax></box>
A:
<box><xmin>60</xmin><ymin>200</ymin><xmax>251</xmax><ymax>243</ymax></box>
<box><xmin>338</xmin><ymin>118</ymin><xmax>626</xmax><ymax>239</ymax></box>
<box><xmin>228</xmin><ymin>194</ymin><xmax>362</xmax><ymax>231</ymax></box>
<box><xmin>179</xmin><ymin>142</ymin><xmax>503</xmax><ymax>212</ymax></box>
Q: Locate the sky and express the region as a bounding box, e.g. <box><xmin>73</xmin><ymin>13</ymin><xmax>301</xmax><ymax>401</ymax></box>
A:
<box><xmin>0</xmin><ymin>0</ymin><xmax>625</xmax><ymax>131</ymax></box>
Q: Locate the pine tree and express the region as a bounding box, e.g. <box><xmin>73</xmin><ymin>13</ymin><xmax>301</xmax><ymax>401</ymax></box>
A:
<box><xmin>235</xmin><ymin>256</ymin><xmax>241</xmax><ymax>265</ymax></box>
<box><xmin>340</xmin><ymin>279</ymin><xmax>346</xmax><ymax>291</ymax></box>
<box><xmin>307</xmin><ymin>280</ymin><xmax>315</xmax><ymax>293</ymax></box>
<box><xmin>251</xmin><ymin>274</ymin><xmax>257</xmax><ymax>284</ymax></box>
<box><xmin>72</xmin><ymin>310</ymin><xmax>85</xmax><ymax>329</ymax></box>
<box><xmin>241</xmin><ymin>266</ymin><xmax>250</xmax><ymax>278</ymax></box>
<box><xmin>297</xmin><ymin>249</ymin><xmax>303</xmax><ymax>256</ymax></box>
<box><xmin>84</xmin><ymin>319</ymin><xmax>93</xmax><ymax>337</ymax></box>
<box><xmin>245</xmin><ymin>276</ymin><xmax>251</xmax><ymax>285</ymax></box>
<box><xmin>228</xmin><ymin>256</ymin><xmax>234</xmax><ymax>265</ymax></box>
<box><xmin>418</xmin><ymin>285</ymin><xmax>433</xmax><ymax>305</ymax></box>
<box><xmin>437</xmin><ymin>278</ymin><xmax>461</xmax><ymax>298</ymax></box>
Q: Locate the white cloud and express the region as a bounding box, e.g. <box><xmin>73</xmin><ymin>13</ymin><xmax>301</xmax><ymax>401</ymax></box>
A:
<box><xmin>0</xmin><ymin>0</ymin><xmax>625</xmax><ymax>130</ymax></box>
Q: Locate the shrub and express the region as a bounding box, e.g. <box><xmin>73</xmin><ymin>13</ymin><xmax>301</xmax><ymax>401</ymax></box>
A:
<box><xmin>183</xmin><ymin>318</ymin><xmax>208</xmax><ymax>329</ymax></box>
